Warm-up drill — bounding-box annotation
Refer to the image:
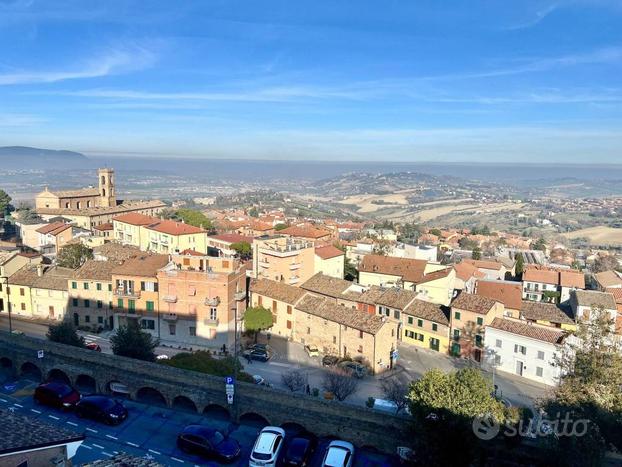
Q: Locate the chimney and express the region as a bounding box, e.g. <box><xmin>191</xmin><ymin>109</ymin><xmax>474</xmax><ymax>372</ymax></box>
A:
<box><xmin>36</xmin><ymin>264</ymin><xmax>43</xmax><ymax>277</ymax></box>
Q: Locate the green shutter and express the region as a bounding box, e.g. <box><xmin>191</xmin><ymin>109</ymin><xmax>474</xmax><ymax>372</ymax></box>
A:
<box><xmin>432</xmin><ymin>323</ymin><xmax>438</xmax><ymax>331</ymax></box>
<box><xmin>117</xmin><ymin>298</ymin><xmax>123</xmax><ymax>308</ymax></box>
<box><xmin>128</xmin><ymin>300</ymin><xmax>135</xmax><ymax>311</ymax></box>
<box><xmin>96</xmin><ymin>283</ymin><xmax>102</xmax><ymax>291</ymax></box>
<box><xmin>71</xmin><ymin>282</ymin><xmax>77</xmax><ymax>289</ymax></box>
<box><xmin>454</xmin><ymin>311</ymin><xmax>461</xmax><ymax>320</ymax></box>
<box><xmin>146</xmin><ymin>301</ymin><xmax>154</xmax><ymax>312</ymax></box>
<box><xmin>417</xmin><ymin>319</ymin><xmax>423</xmax><ymax>327</ymax></box>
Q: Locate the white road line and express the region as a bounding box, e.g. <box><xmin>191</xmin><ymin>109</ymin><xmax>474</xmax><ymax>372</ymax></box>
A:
<box><xmin>268</xmin><ymin>362</ymin><xmax>293</xmax><ymax>367</ymax></box>
<box><xmin>30</xmin><ymin>409</ymin><xmax>41</xmax><ymax>414</ymax></box>
<box><xmin>0</xmin><ymin>398</ymin><xmax>7</xmax><ymax>402</ymax></box>
<box><xmin>48</xmin><ymin>415</ymin><xmax>60</xmax><ymax>420</ymax></box>
<box><xmin>148</xmin><ymin>449</ymin><xmax>161</xmax><ymax>455</ymax></box>
<box><xmin>86</xmin><ymin>335</ymin><xmax>100</xmax><ymax>339</ymax></box>
<box><xmin>86</xmin><ymin>427</ymin><xmax>98</xmax><ymax>433</ymax></box>
<box><xmin>81</xmin><ymin>445</ymin><xmax>93</xmax><ymax>450</ymax></box>
<box><xmin>102</xmin><ymin>451</ymin><xmax>113</xmax><ymax>457</ymax></box>
<box><xmin>126</xmin><ymin>441</ymin><xmax>139</xmax><ymax>447</ymax></box>
<box><xmin>13</xmin><ymin>403</ymin><xmax>23</xmax><ymax>407</ymax></box>
<box><xmin>171</xmin><ymin>457</ymin><xmax>184</xmax><ymax>463</ymax></box>
<box><xmin>106</xmin><ymin>434</ymin><xmax>118</xmax><ymax>440</ymax></box>
<box><xmin>113</xmin><ymin>451</ymin><xmax>119</xmax><ymax>454</ymax></box>
<box><xmin>92</xmin><ymin>443</ymin><xmax>104</xmax><ymax>449</ymax></box>
<box><xmin>66</xmin><ymin>421</ymin><xmax>78</xmax><ymax>426</ymax></box>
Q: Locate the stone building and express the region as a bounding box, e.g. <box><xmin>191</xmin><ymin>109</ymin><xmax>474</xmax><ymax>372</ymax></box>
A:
<box><xmin>68</xmin><ymin>260</ymin><xmax>117</xmax><ymax>330</ymax></box>
<box><xmin>36</xmin><ymin>168</ymin><xmax>116</xmax><ymax>211</ymax></box>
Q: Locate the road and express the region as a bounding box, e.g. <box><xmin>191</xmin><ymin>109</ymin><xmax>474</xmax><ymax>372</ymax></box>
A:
<box><xmin>0</xmin><ymin>375</ymin><xmax>395</xmax><ymax>466</ymax></box>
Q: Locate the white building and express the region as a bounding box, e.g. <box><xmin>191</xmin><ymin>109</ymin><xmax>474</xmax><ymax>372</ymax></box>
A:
<box><xmin>484</xmin><ymin>318</ymin><xmax>568</xmax><ymax>386</ymax></box>
<box><xmin>570</xmin><ymin>289</ymin><xmax>618</xmax><ymax>330</ymax></box>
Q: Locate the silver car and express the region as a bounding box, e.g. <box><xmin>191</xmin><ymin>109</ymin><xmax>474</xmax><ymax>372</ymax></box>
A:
<box><xmin>322</xmin><ymin>440</ymin><xmax>355</xmax><ymax>467</ymax></box>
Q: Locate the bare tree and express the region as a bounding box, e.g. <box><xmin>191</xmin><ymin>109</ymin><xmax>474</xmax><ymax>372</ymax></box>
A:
<box><xmin>281</xmin><ymin>369</ymin><xmax>307</xmax><ymax>392</ymax></box>
<box><xmin>322</xmin><ymin>369</ymin><xmax>359</xmax><ymax>401</ymax></box>
<box><xmin>380</xmin><ymin>378</ymin><xmax>409</xmax><ymax>414</ymax></box>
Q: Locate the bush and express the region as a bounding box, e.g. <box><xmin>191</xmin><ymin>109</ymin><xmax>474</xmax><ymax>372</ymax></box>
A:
<box><xmin>47</xmin><ymin>321</ymin><xmax>85</xmax><ymax>348</ymax></box>
<box><xmin>161</xmin><ymin>351</ymin><xmax>253</xmax><ymax>383</ymax></box>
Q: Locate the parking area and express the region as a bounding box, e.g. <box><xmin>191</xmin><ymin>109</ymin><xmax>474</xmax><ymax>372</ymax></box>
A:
<box><xmin>0</xmin><ymin>375</ymin><xmax>397</xmax><ymax>466</ymax></box>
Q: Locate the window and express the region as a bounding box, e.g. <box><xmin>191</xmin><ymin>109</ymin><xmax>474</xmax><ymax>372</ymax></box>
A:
<box><xmin>83</xmin><ymin>282</ymin><xmax>89</xmax><ymax>290</ymax></box>
<box><xmin>146</xmin><ymin>301</ymin><xmax>154</xmax><ymax>312</ymax></box>
<box><xmin>405</xmin><ymin>330</ymin><xmax>414</xmax><ymax>339</ymax></box>
<box><xmin>210</xmin><ymin>307</ymin><xmax>217</xmax><ymax>320</ymax></box>
<box><xmin>96</xmin><ymin>283</ymin><xmax>102</xmax><ymax>291</ymax></box>
<box><xmin>514</xmin><ymin>344</ymin><xmax>527</xmax><ymax>355</ymax></box>
<box><xmin>453</xmin><ymin>329</ymin><xmax>460</xmax><ymax>339</ymax></box>
<box><xmin>272</xmin><ymin>300</ymin><xmax>277</xmax><ymax>312</ymax></box>
<box><xmin>97</xmin><ymin>300</ymin><xmax>103</xmax><ymax>309</ymax></box>
<box><xmin>475</xmin><ymin>334</ymin><xmax>482</xmax><ymax>346</ymax></box>
<box><xmin>359</xmin><ymin>330</ymin><xmax>364</xmax><ymax>339</ymax></box>
<box><xmin>393</xmin><ymin>310</ymin><xmax>400</xmax><ymax>319</ymax></box>
<box><xmin>169</xmin><ymin>324</ymin><xmax>176</xmax><ymax>335</ymax></box>
<box><xmin>71</xmin><ymin>281</ymin><xmax>77</xmax><ymax>289</ymax></box>
<box><xmin>98</xmin><ymin>316</ymin><xmax>103</xmax><ymax>324</ymax></box>
<box><xmin>141</xmin><ymin>320</ymin><xmax>155</xmax><ymax>330</ymax></box>
<box><xmin>307</xmin><ymin>327</ymin><xmax>311</xmax><ymax>334</ymax></box>
<box><xmin>20</xmin><ymin>288</ymin><xmax>24</xmax><ymax>296</ymax></box>
<box><xmin>21</xmin><ymin>303</ymin><xmax>26</xmax><ymax>311</ymax></box>
<box><xmin>108</xmin><ymin>284</ymin><xmax>112</xmax><ymax>292</ymax></box>
<box><xmin>407</xmin><ymin>316</ymin><xmax>413</xmax><ymax>325</ymax></box>
<box><xmin>287</xmin><ymin>320</ymin><xmax>292</xmax><ymax>330</ymax></box>
<box><xmin>84</xmin><ymin>299</ymin><xmax>90</xmax><ymax>308</ymax></box>
<box><xmin>476</xmin><ymin>317</ymin><xmax>483</xmax><ymax>326</ymax></box>
<box><xmin>537</xmin><ymin>350</ymin><xmax>545</xmax><ymax>360</ymax></box>
<box><xmin>84</xmin><ymin>315</ymin><xmax>90</xmax><ymax>323</ymax></box>
<box><xmin>189</xmin><ymin>326</ymin><xmax>196</xmax><ymax>336</ymax></box>
<box><xmin>417</xmin><ymin>319</ymin><xmax>423</xmax><ymax>328</ymax></box>
<box><xmin>287</xmin><ymin>305</ymin><xmax>292</xmax><ymax>315</ymax></box>
<box><xmin>495</xmin><ymin>339</ymin><xmax>502</xmax><ymax>348</ymax></box>
<box><xmin>128</xmin><ymin>299</ymin><xmax>135</xmax><ymax>312</ymax></box>
<box><xmin>432</xmin><ymin>323</ymin><xmax>438</xmax><ymax>332</ymax></box>
<box><xmin>536</xmin><ymin>367</ymin><xmax>543</xmax><ymax>377</ymax></box>
<box><xmin>494</xmin><ymin>355</ymin><xmax>501</xmax><ymax>365</ymax></box>
<box><xmin>358</xmin><ymin>345</ymin><xmax>363</xmax><ymax>353</ymax></box>
<box><xmin>258</xmin><ymin>296</ymin><xmax>262</xmax><ymax>305</ymax></box>
<box><xmin>332</xmin><ymin>335</ymin><xmax>336</xmax><ymax>343</ymax></box>
<box><xmin>117</xmin><ymin>298</ymin><xmax>123</xmax><ymax>308</ymax></box>
<box><xmin>72</xmin><ymin>298</ymin><xmax>79</xmax><ymax>307</ymax></box>
<box><xmin>454</xmin><ymin>311</ymin><xmax>461</xmax><ymax>320</ymax></box>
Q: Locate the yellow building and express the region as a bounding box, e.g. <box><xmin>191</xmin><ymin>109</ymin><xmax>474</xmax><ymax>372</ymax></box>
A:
<box><xmin>314</xmin><ymin>245</ymin><xmax>345</xmax><ymax>279</ymax></box>
<box><xmin>252</xmin><ymin>236</ymin><xmax>315</xmax><ymax>286</ymax></box>
<box><xmin>68</xmin><ymin>260</ymin><xmax>116</xmax><ymax>330</ymax></box>
<box><xmin>249</xmin><ymin>278</ymin><xmax>307</xmax><ymax>338</ymax></box>
<box><xmin>358</xmin><ymin>255</ymin><xmax>447</xmax><ymax>290</ymax></box>
<box><xmin>1</xmin><ymin>251</ymin><xmax>41</xmax><ymax>314</ymax></box>
<box><xmin>520</xmin><ymin>300</ymin><xmax>577</xmax><ymax>331</ymax></box>
<box><xmin>414</xmin><ymin>267</ymin><xmax>456</xmax><ymax>306</ymax></box>
<box><xmin>402</xmin><ymin>299</ymin><xmax>451</xmax><ymax>353</ymax></box>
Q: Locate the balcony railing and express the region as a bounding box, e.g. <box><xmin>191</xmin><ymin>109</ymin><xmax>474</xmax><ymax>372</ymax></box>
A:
<box><xmin>162</xmin><ymin>313</ymin><xmax>177</xmax><ymax>321</ymax></box>
<box><xmin>203</xmin><ymin>318</ymin><xmax>219</xmax><ymax>326</ymax></box>
<box><xmin>205</xmin><ymin>296</ymin><xmax>221</xmax><ymax>307</ymax></box>
<box><xmin>163</xmin><ymin>295</ymin><xmax>177</xmax><ymax>303</ymax></box>
<box><xmin>258</xmin><ymin>260</ymin><xmax>270</xmax><ymax>268</ymax></box>
<box><xmin>289</xmin><ymin>263</ymin><xmax>301</xmax><ymax>270</ymax></box>
<box><xmin>114</xmin><ymin>287</ymin><xmax>140</xmax><ymax>299</ymax></box>
<box><xmin>289</xmin><ymin>276</ymin><xmax>300</xmax><ymax>284</ymax></box>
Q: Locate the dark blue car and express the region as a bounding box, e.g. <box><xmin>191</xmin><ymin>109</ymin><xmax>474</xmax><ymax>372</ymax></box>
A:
<box><xmin>283</xmin><ymin>435</ymin><xmax>317</xmax><ymax>466</ymax></box>
<box><xmin>75</xmin><ymin>395</ymin><xmax>128</xmax><ymax>425</ymax></box>
<box><xmin>177</xmin><ymin>425</ymin><xmax>241</xmax><ymax>462</ymax></box>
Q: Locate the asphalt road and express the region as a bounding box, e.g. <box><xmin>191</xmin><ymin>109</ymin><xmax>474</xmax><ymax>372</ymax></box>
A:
<box><xmin>0</xmin><ymin>376</ymin><xmax>396</xmax><ymax>466</ymax></box>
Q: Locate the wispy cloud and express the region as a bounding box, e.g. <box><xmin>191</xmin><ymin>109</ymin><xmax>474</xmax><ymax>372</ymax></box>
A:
<box><xmin>504</xmin><ymin>2</ymin><xmax>560</xmax><ymax>30</ymax></box>
<box><xmin>0</xmin><ymin>113</ymin><xmax>44</xmax><ymax>127</ymax></box>
<box><xmin>0</xmin><ymin>44</ymin><xmax>157</xmax><ymax>85</ymax></box>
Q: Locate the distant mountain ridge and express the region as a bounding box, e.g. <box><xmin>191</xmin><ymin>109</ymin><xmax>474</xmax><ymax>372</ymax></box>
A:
<box><xmin>0</xmin><ymin>146</ymin><xmax>90</xmax><ymax>169</ymax></box>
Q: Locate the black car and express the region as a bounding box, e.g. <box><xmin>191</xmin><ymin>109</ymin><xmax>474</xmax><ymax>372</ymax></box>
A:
<box><xmin>243</xmin><ymin>348</ymin><xmax>271</xmax><ymax>362</ymax></box>
<box><xmin>75</xmin><ymin>395</ymin><xmax>128</xmax><ymax>425</ymax></box>
<box><xmin>34</xmin><ymin>382</ymin><xmax>81</xmax><ymax>409</ymax></box>
<box><xmin>177</xmin><ymin>425</ymin><xmax>241</xmax><ymax>462</ymax></box>
<box><xmin>322</xmin><ymin>355</ymin><xmax>339</xmax><ymax>367</ymax></box>
<box><xmin>283</xmin><ymin>435</ymin><xmax>317</xmax><ymax>466</ymax></box>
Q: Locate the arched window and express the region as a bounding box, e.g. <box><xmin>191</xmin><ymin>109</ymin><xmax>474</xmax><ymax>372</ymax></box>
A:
<box><xmin>102</xmin><ymin>188</ymin><xmax>106</xmax><ymax>197</ymax></box>
<box><xmin>65</xmin><ymin>202</ymin><xmax>70</xmax><ymax>208</ymax></box>
<box><xmin>76</xmin><ymin>201</ymin><xmax>81</xmax><ymax>209</ymax></box>
<box><xmin>87</xmin><ymin>200</ymin><xmax>91</xmax><ymax>208</ymax></box>
<box><xmin>101</xmin><ymin>175</ymin><xmax>106</xmax><ymax>185</ymax></box>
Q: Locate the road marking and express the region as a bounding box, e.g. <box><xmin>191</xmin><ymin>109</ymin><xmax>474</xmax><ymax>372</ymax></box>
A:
<box><xmin>92</xmin><ymin>443</ymin><xmax>104</xmax><ymax>449</ymax></box>
<box><xmin>86</xmin><ymin>427</ymin><xmax>98</xmax><ymax>433</ymax></box>
<box><xmin>30</xmin><ymin>409</ymin><xmax>41</xmax><ymax>414</ymax></box>
<box><xmin>171</xmin><ymin>457</ymin><xmax>184</xmax><ymax>463</ymax></box>
<box><xmin>66</xmin><ymin>421</ymin><xmax>78</xmax><ymax>426</ymax></box>
<box><xmin>268</xmin><ymin>362</ymin><xmax>292</xmax><ymax>367</ymax></box>
<box><xmin>81</xmin><ymin>444</ymin><xmax>92</xmax><ymax>450</ymax></box>
<box><xmin>106</xmin><ymin>434</ymin><xmax>118</xmax><ymax>440</ymax></box>
<box><xmin>102</xmin><ymin>451</ymin><xmax>113</xmax><ymax>457</ymax></box>
<box><xmin>126</xmin><ymin>441</ymin><xmax>139</xmax><ymax>447</ymax></box>
<box><xmin>86</xmin><ymin>335</ymin><xmax>100</xmax><ymax>339</ymax></box>
<box><xmin>0</xmin><ymin>398</ymin><xmax>7</xmax><ymax>402</ymax></box>
<box><xmin>48</xmin><ymin>415</ymin><xmax>60</xmax><ymax>420</ymax></box>
<box><xmin>13</xmin><ymin>403</ymin><xmax>23</xmax><ymax>407</ymax></box>
<box><xmin>148</xmin><ymin>449</ymin><xmax>161</xmax><ymax>455</ymax></box>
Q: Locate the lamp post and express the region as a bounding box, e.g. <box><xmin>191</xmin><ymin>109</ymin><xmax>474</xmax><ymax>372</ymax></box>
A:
<box><xmin>231</xmin><ymin>304</ymin><xmax>239</xmax><ymax>419</ymax></box>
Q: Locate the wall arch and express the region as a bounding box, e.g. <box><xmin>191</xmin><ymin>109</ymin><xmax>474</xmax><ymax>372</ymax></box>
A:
<box><xmin>20</xmin><ymin>362</ymin><xmax>42</xmax><ymax>381</ymax></box>
<box><xmin>202</xmin><ymin>403</ymin><xmax>231</xmax><ymax>421</ymax></box>
<box><xmin>75</xmin><ymin>374</ymin><xmax>97</xmax><ymax>393</ymax></box>
<box><xmin>280</xmin><ymin>421</ymin><xmax>308</xmax><ymax>437</ymax></box>
<box><xmin>240</xmin><ymin>412</ymin><xmax>270</xmax><ymax>428</ymax></box>
<box><xmin>47</xmin><ymin>368</ymin><xmax>71</xmax><ymax>385</ymax></box>
<box><xmin>136</xmin><ymin>386</ymin><xmax>167</xmax><ymax>407</ymax></box>
<box><xmin>172</xmin><ymin>395</ymin><xmax>197</xmax><ymax>413</ymax></box>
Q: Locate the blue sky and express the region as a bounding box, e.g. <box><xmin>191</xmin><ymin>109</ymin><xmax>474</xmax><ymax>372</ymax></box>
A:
<box><xmin>1</xmin><ymin>0</ymin><xmax>621</xmax><ymax>162</ymax></box>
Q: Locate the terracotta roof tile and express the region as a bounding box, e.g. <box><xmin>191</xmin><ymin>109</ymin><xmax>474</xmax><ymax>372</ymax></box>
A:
<box><xmin>418</xmin><ymin>267</ymin><xmax>452</xmax><ymax>284</ymax></box>
<box><xmin>93</xmin><ymin>242</ymin><xmax>141</xmax><ymax>261</ymax></box>
<box><xmin>454</xmin><ymin>261</ymin><xmax>486</xmax><ymax>281</ymax></box>
<box><xmin>209</xmin><ymin>233</ymin><xmax>253</xmax><ymax>244</ymax></box>
<box><xmin>452</xmin><ymin>292</ymin><xmax>498</xmax><ymax>314</ymax></box>
<box><xmin>404</xmin><ymin>299</ymin><xmax>450</xmax><ymax>325</ymax></box>
<box><xmin>112</xmin><ymin>212</ymin><xmax>157</xmax><ymax>226</ymax></box>
<box><xmin>145</xmin><ymin>219</ymin><xmax>206</xmax><ymax>235</ymax></box>
<box><xmin>112</xmin><ymin>254</ymin><xmax>169</xmax><ymax>277</ymax></box>
<box><xmin>595</xmin><ymin>270</ymin><xmax>622</xmax><ymax>288</ymax></box>
<box><xmin>476</xmin><ymin>280</ymin><xmax>523</xmax><ymax>310</ymax></box>
<box><xmin>8</xmin><ymin>265</ymin><xmax>74</xmax><ymax>290</ymax></box>
<box><xmin>300</xmin><ymin>273</ymin><xmax>352</xmax><ymax>300</ymax></box>
<box><xmin>605</xmin><ymin>287</ymin><xmax>622</xmax><ymax>304</ymax></box>
<box><xmin>250</xmin><ymin>278</ymin><xmax>307</xmax><ymax>305</ymax></box>
<box><xmin>520</xmin><ymin>300</ymin><xmax>574</xmax><ymax>324</ymax></box>
<box><xmin>314</xmin><ymin>245</ymin><xmax>344</xmax><ymax>260</ymax></box>
<box><xmin>36</xmin><ymin>221</ymin><xmax>71</xmax><ymax>235</ymax></box>
<box><xmin>359</xmin><ymin>255</ymin><xmax>429</xmax><ymax>283</ymax></box>
<box><xmin>375</xmin><ymin>287</ymin><xmax>418</xmax><ymax>310</ymax></box>
<box><xmin>280</xmin><ymin>225</ymin><xmax>331</xmax><ymax>239</ymax></box>
<box><xmin>73</xmin><ymin>260</ymin><xmax>116</xmax><ymax>281</ymax></box>
<box><xmin>559</xmin><ymin>270</ymin><xmax>585</xmax><ymax>288</ymax></box>
<box><xmin>489</xmin><ymin>318</ymin><xmax>566</xmax><ymax>344</ymax></box>
<box><xmin>523</xmin><ymin>268</ymin><xmax>559</xmax><ymax>285</ymax></box>
<box><xmin>571</xmin><ymin>289</ymin><xmax>617</xmax><ymax>310</ymax></box>
<box><xmin>463</xmin><ymin>259</ymin><xmax>504</xmax><ymax>271</ymax></box>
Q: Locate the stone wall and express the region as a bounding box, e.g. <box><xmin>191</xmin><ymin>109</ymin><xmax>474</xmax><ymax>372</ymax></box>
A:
<box><xmin>0</xmin><ymin>332</ymin><xmax>409</xmax><ymax>453</ymax></box>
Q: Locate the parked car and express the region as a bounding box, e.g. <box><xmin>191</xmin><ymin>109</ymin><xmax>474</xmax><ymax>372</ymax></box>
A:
<box><xmin>34</xmin><ymin>382</ymin><xmax>80</xmax><ymax>409</ymax></box>
<box><xmin>322</xmin><ymin>355</ymin><xmax>339</xmax><ymax>367</ymax></box>
<box><xmin>177</xmin><ymin>425</ymin><xmax>241</xmax><ymax>462</ymax></box>
<box><xmin>338</xmin><ymin>361</ymin><xmax>366</xmax><ymax>378</ymax></box>
<box><xmin>321</xmin><ymin>440</ymin><xmax>355</xmax><ymax>467</ymax></box>
<box><xmin>304</xmin><ymin>345</ymin><xmax>319</xmax><ymax>358</ymax></box>
<box><xmin>75</xmin><ymin>395</ymin><xmax>128</xmax><ymax>425</ymax></box>
<box><xmin>253</xmin><ymin>375</ymin><xmax>272</xmax><ymax>387</ymax></box>
<box><xmin>243</xmin><ymin>348</ymin><xmax>271</xmax><ymax>362</ymax></box>
<box><xmin>86</xmin><ymin>342</ymin><xmax>102</xmax><ymax>352</ymax></box>
<box><xmin>283</xmin><ymin>434</ymin><xmax>317</xmax><ymax>466</ymax></box>
<box><xmin>155</xmin><ymin>354</ymin><xmax>170</xmax><ymax>360</ymax></box>
<box><xmin>249</xmin><ymin>426</ymin><xmax>286</xmax><ymax>467</ymax></box>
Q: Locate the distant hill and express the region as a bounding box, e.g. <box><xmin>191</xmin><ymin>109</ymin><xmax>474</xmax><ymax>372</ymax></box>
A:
<box><xmin>0</xmin><ymin>146</ymin><xmax>91</xmax><ymax>169</ymax></box>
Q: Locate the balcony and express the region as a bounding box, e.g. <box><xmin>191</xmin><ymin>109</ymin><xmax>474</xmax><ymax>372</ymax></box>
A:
<box><xmin>162</xmin><ymin>313</ymin><xmax>178</xmax><ymax>321</ymax></box>
<box><xmin>205</xmin><ymin>296</ymin><xmax>221</xmax><ymax>307</ymax></box>
<box><xmin>163</xmin><ymin>295</ymin><xmax>177</xmax><ymax>303</ymax></box>
<box><xmin>258</xmin><ymin>260</ymin><xmax>270</xmax><ymax>268</ymax></box>
<box><xmin>203</xmin><ymin>318</ymin><xmax>219</xmax><ymax>326</ymax></box>
<box><xmin>289</xmin><ymin>262</ymin><xmax>301</xmax><ymax>270</ymax></box>
<box><xmin>114</xmin><ymin>287</ymin><xmax>140</xmax><ymax>299</ymax></box>
<box><xmin>234</xmin><ymin>291</ymin><xmax>246</xmax><ymax>301</ymax></box>
<box><xmin>289</xmin><ymin>276</ymin><xmax>300</xmax><ymax>285</ymax></box>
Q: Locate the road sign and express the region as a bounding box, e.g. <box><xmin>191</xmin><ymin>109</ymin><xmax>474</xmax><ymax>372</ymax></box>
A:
<box><xmin>225</xmin><ymin>376</ymin><xmax>235</xmax><ymax>385</ymax></box>
<box><xmin>225</xmin><ymin>384</ymin><xmax>234</xmax><ymax>394</ymax></box>
<box><xmin>37</xmin><ymin>350</ymin><xmax>44</xmax><ymax>359</ymax></box>
<box><xmin>391</xmin><ymin>350</ymin><xmax>399</xmax><ymax>360</ymax></box>
<box><xmin>226</xmin><ymin>393</ymin><xmax>234</xmax><ymax>405</ymax></box>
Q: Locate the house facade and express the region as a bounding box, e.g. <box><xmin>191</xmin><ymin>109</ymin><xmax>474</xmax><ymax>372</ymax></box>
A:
<box><xmin>314</xmin><ymin>245</ymin><xmax>345</xmax><ymax>279</ymax></box>
<box><xmin>68</xmin><ymin>260</ymin><xmax>116</xmax><ymax>330</ymax></box>
<box><xmin>252</xmin><ymin>236</ymin><xmax>315</xmax><ymax>285</ymax></box>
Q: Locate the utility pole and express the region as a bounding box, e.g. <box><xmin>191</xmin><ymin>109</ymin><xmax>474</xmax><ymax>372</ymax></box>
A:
<box><xmin>232</xmin><ymin>304</ymin><xmax>239</xmax><ymax>420</ymax></box>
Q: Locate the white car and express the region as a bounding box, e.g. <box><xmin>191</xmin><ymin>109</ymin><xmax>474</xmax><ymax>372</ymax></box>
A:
<box><xmin>249</xmin><ymin>426</ymin><xmax>286</xmax><ymax>467</ymax></box>
<box><xmin>322</xmin><ymin>440</ymin><xmax>355</xmax><ymax>467</ymax></box>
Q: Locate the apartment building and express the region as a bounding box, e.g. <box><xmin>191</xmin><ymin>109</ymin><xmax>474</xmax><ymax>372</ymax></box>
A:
<box><xmin>112</xmin><ymin>254</ymin><xmax>169</xmax><ymax>331</ymax></box>
<box><xmin>68</xmin><ymin>260</ymin><xmax>116</xmax><ymax>330</ymax></box>
<box><xmin>462</xmin><ymin>259</ymin><xmax>510</xmax><ymax>280</ymax></box>
<box><xmin>207</xmin><ymin>233</ymin><xmax>253</xmax><ymax>257</ymax></box>
<box><xmin>450</xmin><ymin>292</ymin><xmax>505</xmax><ymax>360</ymax></box>
<box><xmin>252</xmin><ymin>236</ymin><xmax>315</xmax><ymax>285</ymax></box>
<box><xmin>520</xmin><ymin>300</ymin><xmax>576</xmax><ymax>331</ymax></box>
<box><xmin>0</xmin><ymin>251</ymin><xmax>41</xmax><ymax>314</ymax></box>
<box><xmin>570</xmin><ymin>289</ymin><xmax>619</xmax><ymax>334</ymax></box>
<box><xmin>475</xmin><ymin>280</ymin><xmax>523</xmax><ymax>318</ymax></box>
<box><xmin>279</xmin><ymin>225</ymin><xmax>333</xmax><ymax>245</ymax></box>
<box><xmin>35</xmin><ymin>222</ymin><xmax>73</xmax><ymax>254</ymax></box>
<box><xmin>314</xmin><ymin>245</ymin><xmax>345</xmax><ymax>279</ymax></box>
<box><xmin>358</xmin><ymin>255</ymin><xmax>447</xmax><ymax>290</ymax></box>
<box><xmin>156</xmin><ymin>252</ymin><xmax>247</xmax><ymax>350</ymax></box>
<box><xmin>402</xmin><ymin>299</ymin><xmax>451</xmax><ymax>353</ymax></box>
<box><xmin>453</xmin><ymin>261</ymin><xmax>485</xmax><ymax>293</ymax></box>
<box><xmin>415</xmin><ymin>267</ymin><xmax>456</xmax><ymax>306</ymax></box>
<box><xmin>249</xmin><ymin>278</ymin><xmax>307</xmax><ymax>338</ymax></box>
<box><xmin>522</xmin><ymin>267</ymin><xmax>585</xmax><ymax>303</ymax></box>
<box><xmin>484</xmin><ymin>318</ymin><xmax>567</xmax><ymax>386</ymax></box>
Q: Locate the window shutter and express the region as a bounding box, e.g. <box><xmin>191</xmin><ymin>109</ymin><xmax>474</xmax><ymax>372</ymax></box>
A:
<box><xmin>141</xmin><ymin>281</ymin><xmax>145</xmax><ymax>291</ymax></box>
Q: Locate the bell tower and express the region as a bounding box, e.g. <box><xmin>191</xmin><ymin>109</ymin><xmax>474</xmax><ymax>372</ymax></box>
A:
<box><xmin>98</xmin><ymin>168</ymin><xmax>116</xmax><ymax>207</ymax></box>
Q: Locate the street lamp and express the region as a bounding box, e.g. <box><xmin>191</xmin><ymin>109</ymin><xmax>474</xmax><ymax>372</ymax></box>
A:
<box><xmin>231</xmin><ymin>304</ymin><xmax>240</xmax><ymax>419</ymax></box>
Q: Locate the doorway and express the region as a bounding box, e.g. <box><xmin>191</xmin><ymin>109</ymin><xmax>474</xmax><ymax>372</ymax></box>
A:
<box><xmin>73</xmin><ymin>313</ymin><xmax>79</xmax><ymax>326</ymax></box>
<box><xmin>515</xmin><ymin>360</ymin><xmax>524</xmax><ymax>376</ymax></box>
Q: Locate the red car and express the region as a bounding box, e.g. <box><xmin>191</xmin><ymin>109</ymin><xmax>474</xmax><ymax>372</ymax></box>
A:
<box><xmin>86</xmin><ymin>342</ymin><xmax>102</xmax><ymax>352</ymax></box>
<box><xmin>34</xmin><ymin>382</ymin><xmax>81</xmax><ymax>409</ymax></box>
